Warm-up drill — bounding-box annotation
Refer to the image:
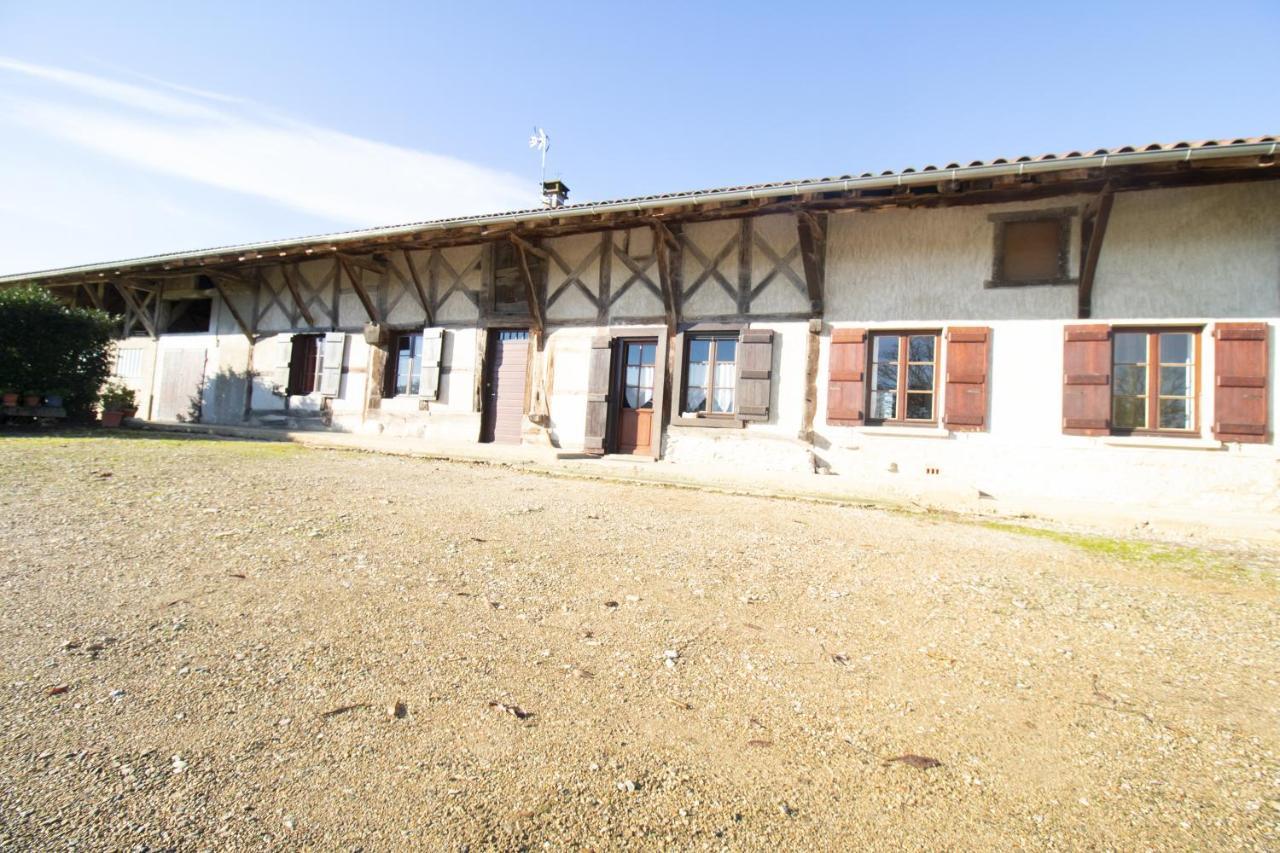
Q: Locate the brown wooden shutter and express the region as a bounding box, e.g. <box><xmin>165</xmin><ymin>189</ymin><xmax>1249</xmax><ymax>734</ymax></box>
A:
<box><xmin>944</xmin><ymin>327</ymin><xmax>990</xmax><ymax>431</ymax></box>
<box><xmin>827</xmin><ymin>328</ymin><xmax>866</xmax><ymax>425</ymax></box>
<box><xmin>1062</xmin><ymin>324</ymin><xmax>1111</xmax><ymax>435</ymax></box>
<box><xmin>1213</xmin><ymin>322</ymin><xmax>1269</xmax><ymax>443</ymax></box>
<box><xmin>736</xmin><ymin>329</ymin><xmax>773</xmax><ymax>422</ymax></box>
<box><xmin>583</xmin><ymin>336</ymin><xmax>611</xmax><ymax>452</ymax></box>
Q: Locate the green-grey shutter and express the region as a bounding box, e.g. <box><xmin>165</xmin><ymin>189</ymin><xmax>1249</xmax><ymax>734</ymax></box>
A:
<box><xmin>420</xmin><ymin>328</ymin><xmax>444</xmax><ymax>401</ymax></box>
<box><xmin>584</xmin><ymin>336</ymin><xmax>611</xmax><ymax>452</ymax></box>
<box><xmin>318</xmin><ymin>332</ymin><xmax>346</xmax><ymax>397</ymax></box>
<box><xmin>272</xmin><ymin>335</ymin><xmax>294</xmax><ymax>395</ymax></box>
<box><xmin>736</xmin><ymin>328</ymin><xmax>773</xmax><ymax>422</ymax></box>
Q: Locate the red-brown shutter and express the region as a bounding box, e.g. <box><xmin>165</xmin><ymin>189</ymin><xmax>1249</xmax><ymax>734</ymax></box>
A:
<box><xmin>1062</xmin><ymin>324</ymin><xmax>1111</xmax><ymax>435</ymax></box>
<box><xmin>1213</xmin><ymin>322</ymin><xmax>1269</xmax><ymax>443</ymax></box>
<box><xmin>943</xmin><ymin>327</ymin><xmax>990</xmax><ymax>431</ymax></box>
<box><xmin>827</xmin><ymin>328</ymin><xmax>866</xmax><ymax>425</ymax></box>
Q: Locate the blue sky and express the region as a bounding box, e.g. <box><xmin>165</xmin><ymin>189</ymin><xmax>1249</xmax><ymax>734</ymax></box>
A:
<box><xmin>1</xmin><ymin>1</ymin><xmax>1276</xmax><ymax>275</ymax></box>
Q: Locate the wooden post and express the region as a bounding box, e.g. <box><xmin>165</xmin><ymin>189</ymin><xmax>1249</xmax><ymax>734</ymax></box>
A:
<box><xmin>1077</xmin><ymin>185</ymin><xmax>1115</xmax><ymax>319</ymax></box>
<box><xmin>796</xmin><ymin>211</ymin><xmax>827</xmax><ymax>317</ymax></box>
<box><xmin>509</xmin><ymin>236</ymin><xmax>545</xmax><ymax>333</ymax></box>
<box><xmin>652</xmin><ymin>222</ymin><xmax>678</xmax><ymax>330</ymax></box>
<box><xmin>737</xmin><ymin>218</ymin><xmax>752</xmax><ymax>315</ymax></box>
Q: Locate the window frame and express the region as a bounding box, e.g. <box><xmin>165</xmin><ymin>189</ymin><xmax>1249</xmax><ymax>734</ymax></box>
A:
<box><xmin>384</xmin><ymin>331</ymin><xmax>426</xmax><ymax>398</ymax></box>
<box><xmin>986</xmin><ymin>208</ymin><xmax>1078</xmax><ymax>288</ymax></box>
<box><xmin>1110</xmin><ymin>326</ymin><xmax>1201</xmax><ymax>437</ymax></box>
<box><xmin>681</xmin><ymin>332</ymin><xmax>739</xmax><ymax>419</ymax></box>
<box><xmin>670</xmin><ymin>323</ymin><xmax>745</xmax><ymax>429</ymax></box>
<box><xmin>864</xmin><ymin>330</ymin><xmax>942</xmax><ymax>427</ymax></box>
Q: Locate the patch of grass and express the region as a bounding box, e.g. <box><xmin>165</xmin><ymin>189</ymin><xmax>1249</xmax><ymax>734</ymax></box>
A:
<box><xmin>980</xmin><ymin>520</ymin><xmax>1266</xmax><ymax>583</ymax></box>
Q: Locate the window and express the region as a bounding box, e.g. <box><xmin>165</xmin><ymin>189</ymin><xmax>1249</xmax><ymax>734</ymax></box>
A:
<box><xmin>622</xmin><ymin>341</ymin><xmax>657</xmax><ymax>410</ymax></box>
<box><xmin>1112</xmin><ymin>329</ymin><xmax>1198</xmax><ymax>433</ymax></box>
<box><xmin>162</xmin><ymin>297</ymin><xmax>213</xmax><ymax>333</ymax></box>
<box><xmin>989</xmin><ymin>210</ymin><xmax>1073</xmax><ymax>286</ymax></box>
<box><xmin>287</xmin><ymin>334</ymin><xmax>322</xmax><ymax>395</ymax></box>
<box><xmin>682</xmin><ymin>334</ymin><xmax>737</xmax><ymax>416</ymax></box>
<box><xmin>492</xmin><ymin>242</ymin><xmax>536</xmax><ymax>313</ymax></box>
<box><xmin>113</xmin><ymin>349</ymin><xmax>143</xmax><ymax>380</ymax></box>
<box><xmin>385</xmin><ymin>332</ymin><xmax>424</xmax><ymax>397</ymax></box>
<box><xmin>868</xmin><ymin>332</ymin><xmax>938</xmax><ymax>423</ymax></box>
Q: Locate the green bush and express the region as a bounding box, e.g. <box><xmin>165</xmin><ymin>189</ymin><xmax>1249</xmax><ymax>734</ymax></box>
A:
<box><xmin>100</xmin><ymin>381</ymin><xmax>137</xmax><ymax>412</ymax></box>
<box><xmin>0</xmin><ymin>285</ymin><xmax>118</xmax><ymax>419</ymax></box>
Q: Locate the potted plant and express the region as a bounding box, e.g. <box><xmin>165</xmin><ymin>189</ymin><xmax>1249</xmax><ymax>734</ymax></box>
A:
<box><xmin>22</xmin><ymin>390</ymin><xmax>42</xmax><ymax>408</ymax></box>
<box><xmin>99</xmin><ymin>382</ymin><xmax>137</xmax><ymax>427</ymax></box>
<box><xmin>1</xmin><ymin>390</ymin><xmax>17</xmax><ymax>407</ymax></box>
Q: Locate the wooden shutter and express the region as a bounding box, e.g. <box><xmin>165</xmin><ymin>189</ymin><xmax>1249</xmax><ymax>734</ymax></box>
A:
<box><xmin>944</xmin><ymin>327</ymin><xmax>991</xmax><ymax>431</ymax></box>
<box><xmin>420</xmin><ymin>328</ymin><xmax>444</xmax><ymax>401</ymax></box>
<box><xmin>583</xmin><ymin>336</ymin><xmax>611</xmax><ymax>453</ymax></box>
<box><xmin>1214</xmin><ymin>322</ymin><xmax>1269</xmax><ymax>443</ymax></box>
<box><xmin>272</xmin><ymin>335</ymin><xmax>294</xmax><ymax>395</ymax></box>
<box><xmin>318</xmin><ymin>332</ymin><xmax>346</xmax><ymax>397</ymax></box>
<box><xmin>1062</xmin><ymin>324</ymin><xmax>1111</xmax><ymax>435</ymax></box>
<box><xmin>736</xmin><ymin>328</ymin><xmax>774</xmax><ymax>422</ymax></box>
<box><xmin>827</xmin><ymin>328</ymin><xmax>866</xmax><ymax>425</ymax></box>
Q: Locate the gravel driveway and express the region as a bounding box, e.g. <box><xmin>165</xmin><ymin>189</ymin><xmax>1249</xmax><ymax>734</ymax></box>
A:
<box><xmin>1</xmin><ymin>433</ymin><xmax>1277</xmax><ymax>850</ymax></box>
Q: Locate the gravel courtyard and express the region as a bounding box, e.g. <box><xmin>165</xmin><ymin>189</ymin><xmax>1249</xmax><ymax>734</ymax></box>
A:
<box><xmin>1</xmin><ymin>433</ymin><xmax>1277</xmax><ymax>850</ymax></box>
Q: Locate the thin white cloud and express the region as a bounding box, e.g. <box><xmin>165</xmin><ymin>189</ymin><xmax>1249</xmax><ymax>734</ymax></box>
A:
<box><xmin>0</xmin><ymin>56</ymin><xmax>535</xmax><ymax>228</ymax></box>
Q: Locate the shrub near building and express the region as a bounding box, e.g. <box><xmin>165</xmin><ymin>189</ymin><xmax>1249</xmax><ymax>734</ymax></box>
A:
<box><xmin>0</xmin><ymin>285</ymin><xmax>117</xmax><ymax>419</ymax></box>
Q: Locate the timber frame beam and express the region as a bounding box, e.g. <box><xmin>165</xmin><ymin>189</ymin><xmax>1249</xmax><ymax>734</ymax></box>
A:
<box><xmin>337</xmin><ymin>255</ymin><xmax>382</xmax><ymax>324</ymax></box>
<box><xmin>112</xmin><ymin>280</ymin><xmax>158</xmax><ymax>339</ymax></box>
<box><xmin>650</xmin><ymin>221</ymin><xmax>681</xmax><ymax>329</ymax></box>
<box><xmin>508</xmin><ymin>235</ymin><xmax>545</xmax><ymax>332</ymax></box>
<box><xmin>795</xmin><ymin>211</ymin><xmax>827</xmax><ymax>317</ymax></box>
<box><xmin>277</xmin><ymin>264</ymin><xmax>317</xmax><ymax>328</ymax></box>
<box><xmin>1077</xmin><ymin>183</ymin><xmax>1116</xmax><ymax>319</ymax></box>
<box><xmin>205</xmin><ymin>275</ymin><xmax>256</xmax><ymax>341</ymax></box>
<box><xmin>401</xmin><ymin>249</ymin><xmax>433</xmax><ymax>325</ymax></box>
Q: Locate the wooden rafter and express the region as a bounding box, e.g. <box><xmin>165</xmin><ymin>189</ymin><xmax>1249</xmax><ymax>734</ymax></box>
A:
<box><xmin>338</xmin><ymin>255</ymin><xmax>381</xmax><ymax>323</ymax></box>
<box><xmin>278</xmin><ymin>264</ymin><xmax>317</xmax><ymax>327</ymax></box>
<box><xmin>509</xmin><ymin>232</ymin><xmax>550</xmax><ymax>261</ymax></box>
<box><xmin>509</xmin><ymin>236</ymin><xmax>545</xmax><ymax>332</ymax></box>
<box><xmin>795</xmin><ymin>211</ymin><xmax>827</xmax><ymax>316</ymax></box>
<box><xmin>207</xmin><ymin>277</ymin><xmax>256</xmax><ymax>341</ymax></box>
<box><xmin>336</xmin><ymin>252</ymin><xmax>387</xmax><ymax>275</ymax></box>
<box><xmin>401</xmin><ymin>249</ymin><xmax>433</xmax><ymax>325</ymax></box>
<box><xmin>81</xmin><ymin>283</ymin><xmax>105</xmax><ymax>310</ymax></box>
<box><xmin>1077</xmin><ymin>184</ymin><xmax>1116</xmax><ymax>319</ymax></box>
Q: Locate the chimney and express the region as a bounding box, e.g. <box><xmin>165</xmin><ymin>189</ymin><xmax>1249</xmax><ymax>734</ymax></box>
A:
<box><xmin>541</xmin><ymin>179</ymin><xmax>570</xmax><ymax>208</ymax></box>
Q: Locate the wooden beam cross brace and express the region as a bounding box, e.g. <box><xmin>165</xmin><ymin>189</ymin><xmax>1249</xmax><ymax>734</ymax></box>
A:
<box><xmin>509</xmin><ymin>236</ymin><xmax>545</xmax><ymax>332</ymax></box>
<box><xmin>206</xmin><ymin>276</ymin><xmax>256</xmax><ymax>341</ymax></box>
<box><xmin>336</xmin><ymin>252</ymin><xmax>388</xmax><ymax>275</ymax></box>
<box><xmin>111</xmin><ymin>280</ymin><xmax>158</xmax><ymax>339</ymax></box>
<box><xmin>651</xmin><ymin>222</ymin><xmax>680</xmax><ymax>329</ymax></box>
<box><xmin>278</xmin><ymin>265</ymin><xmax>317</xmax><ymax>327</ymax></box>
<box><xmin>338</xmin><ymin>255</ymin><xmax>382</xmax><ymax>324</ymax></box>
<box><xmin>508</xmin><ymin>232</ymin><xmax>550</xmax><ymax>262</ymax></box>
<box><xmin>401</xmin><ymin>250</ymin><xmax>433</xmax><ymax>325</ymax></box>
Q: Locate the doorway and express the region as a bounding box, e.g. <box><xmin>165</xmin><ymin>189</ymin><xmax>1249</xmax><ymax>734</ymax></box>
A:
<box><xmin>612</xmin><ymin>338</ymin><xmax>658</xmax><ymax>455</ymax></box>
<box><xmin>480</xmin><ymin>329</ymin><xmax>530</xmax><ymax>444</ymax></box>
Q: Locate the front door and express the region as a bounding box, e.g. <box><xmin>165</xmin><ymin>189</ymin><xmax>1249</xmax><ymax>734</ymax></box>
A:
<box><xmin>481</xmin><ymin>329</ymin><xmax>529</xmax><ymax>444</ymax></box>
<box><xmin>615</xmin><ymin>338</ymin><xmax>657</xmax><ymax>455</ymax></box>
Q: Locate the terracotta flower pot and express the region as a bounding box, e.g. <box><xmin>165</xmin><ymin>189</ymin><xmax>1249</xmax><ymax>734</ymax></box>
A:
<box><xmin>23</xmin><ymin>395</ymin><xmax>41</xmax><ymax>408</ymax></box>
<box><xmin>1</xmin><ymin>393</ymin><xmax>17</xmax><ymax>407</ymax></box>
<box><xmin>101</xmin><ymin>411</ymin><xmax>124</xmax><ymax>428</ymax></box>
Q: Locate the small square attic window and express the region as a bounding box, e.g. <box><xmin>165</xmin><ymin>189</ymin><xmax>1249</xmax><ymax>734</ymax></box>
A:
<box><xmin>988</xmin><ymin>209</ymin><xmax>1075</xmax><ymax>287</ymax></box>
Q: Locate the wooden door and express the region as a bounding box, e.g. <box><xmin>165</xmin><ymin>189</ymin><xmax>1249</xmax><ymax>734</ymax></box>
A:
<box><xmin>155</xmin><ymin>349</ymin><xmax>207</xmax><ymax>422</ymax></box>
<box><xmin>615</xmin><ymin>339</ymin><xmax>657</xmax><ymax>455</ymax></box>
<box><xmin>481</xmin><ymin>329</ymin><xmax>529</xmax><ymax>444</ymax></box>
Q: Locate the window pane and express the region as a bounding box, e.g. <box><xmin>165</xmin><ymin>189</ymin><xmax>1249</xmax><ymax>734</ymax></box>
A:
<box><xmin>641</xmin><ymin>343</ymin><xmax>656</xmax><ymax>364</ymax></box>
<box><xmin>907</xmin><ymin>364</ymin><xmax>934</xmax><ymax>391</ymax></box>
<box><xmin>625</xmin><ymin>365</ymin><xmax>639</xmax><ymax>388</ymax></box>
<box><xmin>908</xmin><ymin>335</ymin><xmax>935</xmax><ymax>362</ymax></box>
<box><xmin>906</xmin><ymin>393</ymin><xmax>933</xmax><ymax>420</ymax></box>
<box><xmin>1159</xmin><ymin>398</ymin><xmax>1190</xmax><ymax>430</ymax></box>
<box><xmin>626</xmin><ymin>345</ymin><xmax>640</xmax><ymax>365</ymax></box>
<box><xmin>871</xmin><ymin>390</ymin><xmax>896</xmax><ymax>420</ymax></box>
<box><xmin>1113</xmin><ymin>364</ymin><xmax>1147</xmax><ymax>396</ymax></box>
<box><xmin>713</xmin><ymin>360</ymin><xmax>736</xmax><ymax>396</ymax></box>
<box><xmin>715</xmin><ymin>338</ymin><xmax>737</xmax><ymax>364</ymax></box>
<box><xmin>1113</xmin><ymin>332</ymin><xmax>1147</xmax><ymax>364</ymax></box>
<box><xmin>637</xmin><ymin>387</ymin><xmax>653</xmax><ymax>409</ymax></box>
<box><xmin>872</xmin><ymin>362</ymin><xmax>898</xmax><ymax>391</ymax></box>
<box><xmin>685</xmin><ymin>387</ymin><xmax>706</xmax><ymax>413</ymax></box>
<box><xmin>1113</xmin><ymin>397</ymin><xmax>1146</xmax><ymax>429</ymax></box>
<box><xmin>712</xmin><ymin>386</ymin><xmax>735</xmax><ymax>414</ymax></box>
<box><xmin>688</xmin><ymin>338</ymin><xmax>711</xmax><ymax>363</ymax></box>
<box><xmin>1159</xmin><ymin>364</ymin><xmax>1191</xmax><ymax>396</ymax></box>
<box><xmin>686</xmin><ymin>362</ymin><xmax>707</xmax><ymax>390</ymax></box>
<box><xmin>624</xmin><ymin>387</ymin><xmax>638</xmax><ymax>409</ymax></box>
<box><xmin>873</xmin><ymin>336</ymin><xmax>899</xmax><ymax>361</ymax></box>
<box><xmin>638</xmin><ymin>365</ymin><xmax>655</xmax><ymax>392</ymax></box>
<box><xmin>1159</xmin><ymin>333</ymin><xmax>1192</xmax><ymax>364</ymax></box>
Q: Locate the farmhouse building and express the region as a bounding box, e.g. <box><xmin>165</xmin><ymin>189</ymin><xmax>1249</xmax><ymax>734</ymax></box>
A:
<box><xmin>6</xmin><ymin>136</ymin><xmax>1278</xmax><ymax>524</ymax></box>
